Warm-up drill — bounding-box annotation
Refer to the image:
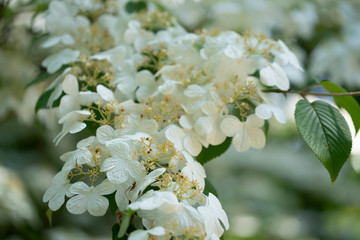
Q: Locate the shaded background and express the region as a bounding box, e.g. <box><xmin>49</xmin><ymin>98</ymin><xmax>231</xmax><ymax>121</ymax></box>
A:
<box><xmin>1</xmin><ymin>0</ymin><xmax>360</xmax><ymax>239</ymax></box>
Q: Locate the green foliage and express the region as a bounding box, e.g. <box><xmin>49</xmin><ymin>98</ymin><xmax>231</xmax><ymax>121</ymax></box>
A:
<box><xmin>118</xmin><ymin>210</ymin><xmax>135</xmax><ymax>238</ymax></box>
<box><xmin>35</xmin><ymin>88</ymin><xmax>61</xmax><ymax>112</ymax></box>
<box><xmin>125</xmin><ymin>1</ymin><xmax>147</xmax><ymax>13</ymax></box>
<box><xmin>112</xmin><ymin>223</ymin><xmax>121</xmax><ymax>240</ymax></box>
<box><xmin>196</xmin><ymin>137</ymin><xmax>232</xmax><ymax>165</ymax></box>
<box><xmin>45</xmin><ymin>208</ymin><xmax>53</xmax><ymax>227</ymax></box>
<box><xmin>321</xmin><ymin>80</ymin><xmax>360</xmax><ymax>134</ymax></box>
<box><xmin>295</xmin><ymin>100</ymin><xmax>352</xmax><ymax>183</ymax></box>
<box><xmin>203</xmin><ymin>178</ymin><xmax>218</xmax><ymax>197</ymax></box>
<box><xmin>27</xmin><ymin>65</ymin><xmax>70</xmax><ymax>88</ymax></box>
<box><xmin>105</xmin><ymin>192</ymin><xmax>118</xmax><ymax>215</ymax></box>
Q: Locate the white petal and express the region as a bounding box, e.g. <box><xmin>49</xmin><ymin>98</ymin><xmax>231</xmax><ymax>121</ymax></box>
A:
<box><xmin>183</xmin><ymin>134</ymin><xmax>202</xmax><ymax>156</ymax></box>
<box><xmin>277</xmin><ymin>40</ymin><xmax>303</xmax><ymax>71</ymax></box>
<box><xmin>198</xmin><ymin>206</ymin><xmax>224</xmax><ymax>237</ymax></box>
<box><xmin>62</xmin><ymin>74</ymin><xmax>79</xmax><ymax>96</ymax></box>
<box><xmin>106</xmin><ymin>139</ymin><xmax>130</xmax><ymax>159</ymax></box>
<box><xmin>148</xmin><ymin>226</ymin><xmax>166</xmax><ymax>236</ymax></box>
<box><xmin>66</xmin><ymin>194</ymin><xmax>88</xmax><ymax>214</ymax></box>
<box><xmin>128</xmin><ymin>230</ymin><xmax>148</xmax><ymax>240</ymax></box>
<box><xmin>255</xmin><ymin>104</ymin><xmax>273</xmax><ymax>120</ymax></box>
<box><xmin>255</xmin><ymin>104</ymin><xmax>287</xmax><ymax>124</ymax></box>
<box><xmin>184</xmin><ymin>84</ymin><xmax>206</xmax><ymax>98</ymax></box>
<box><xmin>87</xmin><ymin>195</ymin><xmax>109</xmax><ymax>216</ymax></box>
<box><xmin>127</xmin><ymin>161</ymin><xmax>146</xmax><ymax>180</ymax></box>
<box><xmin>59</xmin><ymin>95</ymin><xmax>78</xmax><ymax>116</ymax></box>
<box><xmin>208</xmin><ymin>193</ymin><xmax>229</xmax><ymax>230</ymax></box>
<box><xmin>232</xmin><ymin>129</ymin><xmax>250</xmax><ymax>152</ymax></box>
<box><xmin>139</xmin><ymin>119</ymin><xmax>158</xmax><ymax>134</ymax></box>
<box><xmin>115</xmin><ymin>185</ymin><xmax>130</xmax><ymax>211</ymax></box>
<box><xmin>43</xmin><ymin>184</ymin><xmax>62</xmax><ymax>203</ymax></box>
<box><xmin>220</xmin><ymin>116</ymin><xmax>242</xmax><ymax>137</ymax></box>
<box><xmin>135</xmin><ymin>70</ymin><xmax>154</xmax><ymax>86</ymax></box>
<box><xmin>207</xmin><ymin>125</ymin><xmax>227</xmax><ymax>146</ymax></box>
<box><xmin>68</xmin><ymin>122</ymin><xmax>87</xmax><ymax>134</ymax></box>
<box><xmin>70</xmin><ymin>182</ymin><xmax>90</xmax><ymax>194</ymax></box>
<box><xmin>260</xmin><ymin>62</ymin><xmax>289</xmax><ymax>91</ymax></box>
<box><xmin>201</xmin><ymin>101</ymin><xmax>218</xmax><ymax>116</ymax></box>
<box><xmin>246</xmin><ymin>115</ymin><xmax>264</xmax><ymax>128</ymax></box>
<box><xmin>101</xmin><ymin>158</ymin><xmax>130</xmax><ymax>184</ymax></box>
<box><xmin>95</xmin><ymin>179</ymin><xmax>116</xmax><ymax>195</ymax></box>
<box><xmin>248</xmin><ymin>128</ymin><xmax>266</xmax><ymax>149</ymax></box>
<box><xmin>224</xmin><ymin>44</ymin><xmax>244</xmax><ymax>59</ymax></box>
<box><xmin>77</xmin><ymin>149</ymin><xmax>92</xmax><ymax>165</ymax></box>
<box><xmin>96</xmin><ymin>125</ymin><xmax>115</xmax><ymax>144</ymax></box>
<box><xmin>97</xmin><ymin>84</ymin><xmax>115</xmax><ymax>101</ymax></box>
<box><xmin>79</xmin><ymin>92</ymin><xmax>99</xmax><ymax>105</ymax></box>
<box><xmin>48</xmin><ymin>190</ymin><xmax>66</xmax><ymax>211</ymax></box>
<box><xmin>165</xmin><ymin>125</ymin><xmax>185</xmax><ymax>151</ymax></box>
<box><xmin>179</xmin><ymin>115</ymin><xmax>193</xmax><ymax>129</ymax></box>
<box><xmin>195</xmin><ymin>117</ymin><xmax>214</xmax><ymax>136</ymax></box>
<box><xmin>270</xmin><ymin>106</ymin><xmax>287</xmax><ymax>124</ymax></box>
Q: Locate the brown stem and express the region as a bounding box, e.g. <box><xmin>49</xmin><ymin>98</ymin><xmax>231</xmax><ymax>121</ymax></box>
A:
<box><xmin>262</xmin><ymin>89</ymin><xmax>360</xmax><ymax>97</ymax></box>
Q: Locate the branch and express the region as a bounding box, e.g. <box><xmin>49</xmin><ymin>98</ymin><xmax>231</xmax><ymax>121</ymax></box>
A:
<box><xmin>262</xmin><ymin>84</ymin><xmax>360</xmax><ymax>97</ymax></box>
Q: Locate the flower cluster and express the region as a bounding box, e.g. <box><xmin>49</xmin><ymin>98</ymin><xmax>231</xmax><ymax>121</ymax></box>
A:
<box><xmin>171</xmin><ymin>0</ymin><xmax>360</xmax><ymax>88</ymax></box>
<box><xmin>42</xmin><ymin>0</ymin><xmax>301</xmax><ymax>239</ymax></box>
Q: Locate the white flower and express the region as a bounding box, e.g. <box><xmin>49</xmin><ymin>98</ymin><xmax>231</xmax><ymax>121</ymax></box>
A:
<box><xmin>59</xmin><ymin>74</ymin><xmax>99</xmax><ymax>116</ymax></box>
<box><xmin>255</xmin><ymin>103</ymin><xmax>287</xmax><ymax>124</ymax></box>
<box><xmin>135</xmin><ymin>70</ymin><xmax>158</xmax><ymax>100</ymax></box>
<box><xmin>60</xmin><ymin>136</ymin><xmax>97</xmax><ymax>170</ymax></box>
<box><xmin>181</xmin><ymin>151</ymin><xmax>206</xmax><ymax>189</ymax></box>
<box><xmin>43</xmin><ymin>170</ymin><xmax>72</xmax><ymax>211</ymax></box>
<box><xmin>101</xmin><ymin>139</ymin><xmax>145</xmax><ymax>184</ymax></box>
<box><xmin>275</xmin><ymin>40</ymin><xmax>303</xmax><ymax>71</ymax></box>
<box><xmin>129</xmin><ymin>190</ymin><xmax>204</xmax><ymax>235</ymax></box>
<box><xmin>124</xmin><ymin>20</ymin><xmax>155</xmax><ymax>51</ymax></box>
<box><xmin>41</xmin><ymin>49</ymin><xmax>80</xmax><ymax>74</ymax></box>
<box><xmin>195</xmin><ymin>100</ymin><xmax>227</xmax><ymax>146</ymax></box>
<box><xmin>115</xmin><ymin>168</ymin><xmax>166</xmax><ymax>211</ymax></box>
<box><xmin>128</xmin><ymin>227</ymin><xmax>165</xmax><ymax>240</ymax></box>
<box><xmin>96</xmin><ymin>125</ymin><xmax>121</xmax><ymax>144</ymax></box>
<box><xmin>122</xmin><ymin>114</ymin><xmax>159</xmax><ymax>136</ymax></box>
<box><xmin>54</xmin><ymin>110</ymin><xmax>91</xmax><ymax>145</ymax></box>
<box><xmin>165</xmin><ymin>120</ymin><xmax>209</xmax><ymax>157</ymax></box>
<box><xmin>66</xmin><ymin>179</ymin><xmax>115</xmax><ymax>216</ymax></box>
<box><xmin>220</xmin><ymin>115</ymin><xmax>265</xmax><ymax>152</ymax></box>
<box><xmin>129</xmin><ymin>190</ymin><xmax>178</xmax><ymax>212</ymax></box>
<box><xmin>209</xmin><ymin>53</ymin><xmax>256</xmax><ymax>83</ymax></box>
<box><xmin>260</xmin><ymin>62</ymin><xmax>290</xmax><ymax>91</ymax></box>
<box><xmin>198</xmin><ymin>193</ymin><xmax>229</xmax><ymax>237</ymax></box>
<box><xmin>41</xmin><ymin>34</ymin><xmax>75</xmax><ymax>48</ymax></box>
<box><xmin>90</xmin><ymin>46</ymin><xmax>128</xmax><ymax>66</ymax></box>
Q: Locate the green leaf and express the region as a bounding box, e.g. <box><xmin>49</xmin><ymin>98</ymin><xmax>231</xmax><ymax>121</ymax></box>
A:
<box><xmin>26</xmin><ymin>64</ymin><xmax>70</xmax><ymax>88</ymax></box>
<box><xmin>26</xmin><ymin>71</ymin><xmax>52</xmax><ymax>88</ymax></box>
<box><xmin>105</xmin><ymin>192</ymin><xmax>118</xmax><ymax>215</ymax></box>
<box><xmin>112</xmin><ymin>223</ymin><xmax>121</xmax><ymax>240</ymax></box>
<box><xmin>295</xmin><ymin>100</ymin><xmax>352</xmax><ymax>183</ymax></box>
<box><xmin>35</xmin><ymin>88</ymin><xmax>62</xmax><ymax>112</ymax></box>
<box><xmin>196</xmin><ymin>137</ymin><xmax>232</xmax><ymax>165</ymax></box>
<box><xmin>118</xmin><ymin>210</ymin><xmax>135</xmax><ymax>238</ymax></box>
<box><xmin>321</xmin><ymin>80</ymin><xmax>360</xmax><ymax>134</ymax></box>
<box><xmin>45</xmin><ymin>208</ymin><xmax>53</xmax><ymax>227</ymax></box>
<box><xmin>125</xmin><ymin>1</ymin><xmax>147</xmax><ymax>13</ymax></box>
<box><xmin>203</xmin><ymin>178</ymin><xmax>218</xmax><ymax>197</ymax></box>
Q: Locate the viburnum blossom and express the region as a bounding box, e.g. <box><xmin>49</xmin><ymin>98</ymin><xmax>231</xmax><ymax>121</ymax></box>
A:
<box><xmin>41</xmin><ymin>0</ymin><xmax>301</xmax><ymax>238</ymax></box>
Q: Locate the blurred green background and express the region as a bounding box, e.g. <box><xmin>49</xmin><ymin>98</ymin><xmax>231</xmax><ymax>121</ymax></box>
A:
<box><xmin>1</xmin><ymin>0</ymin><xmax>360</xmax><ymax>239</ymax></box>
